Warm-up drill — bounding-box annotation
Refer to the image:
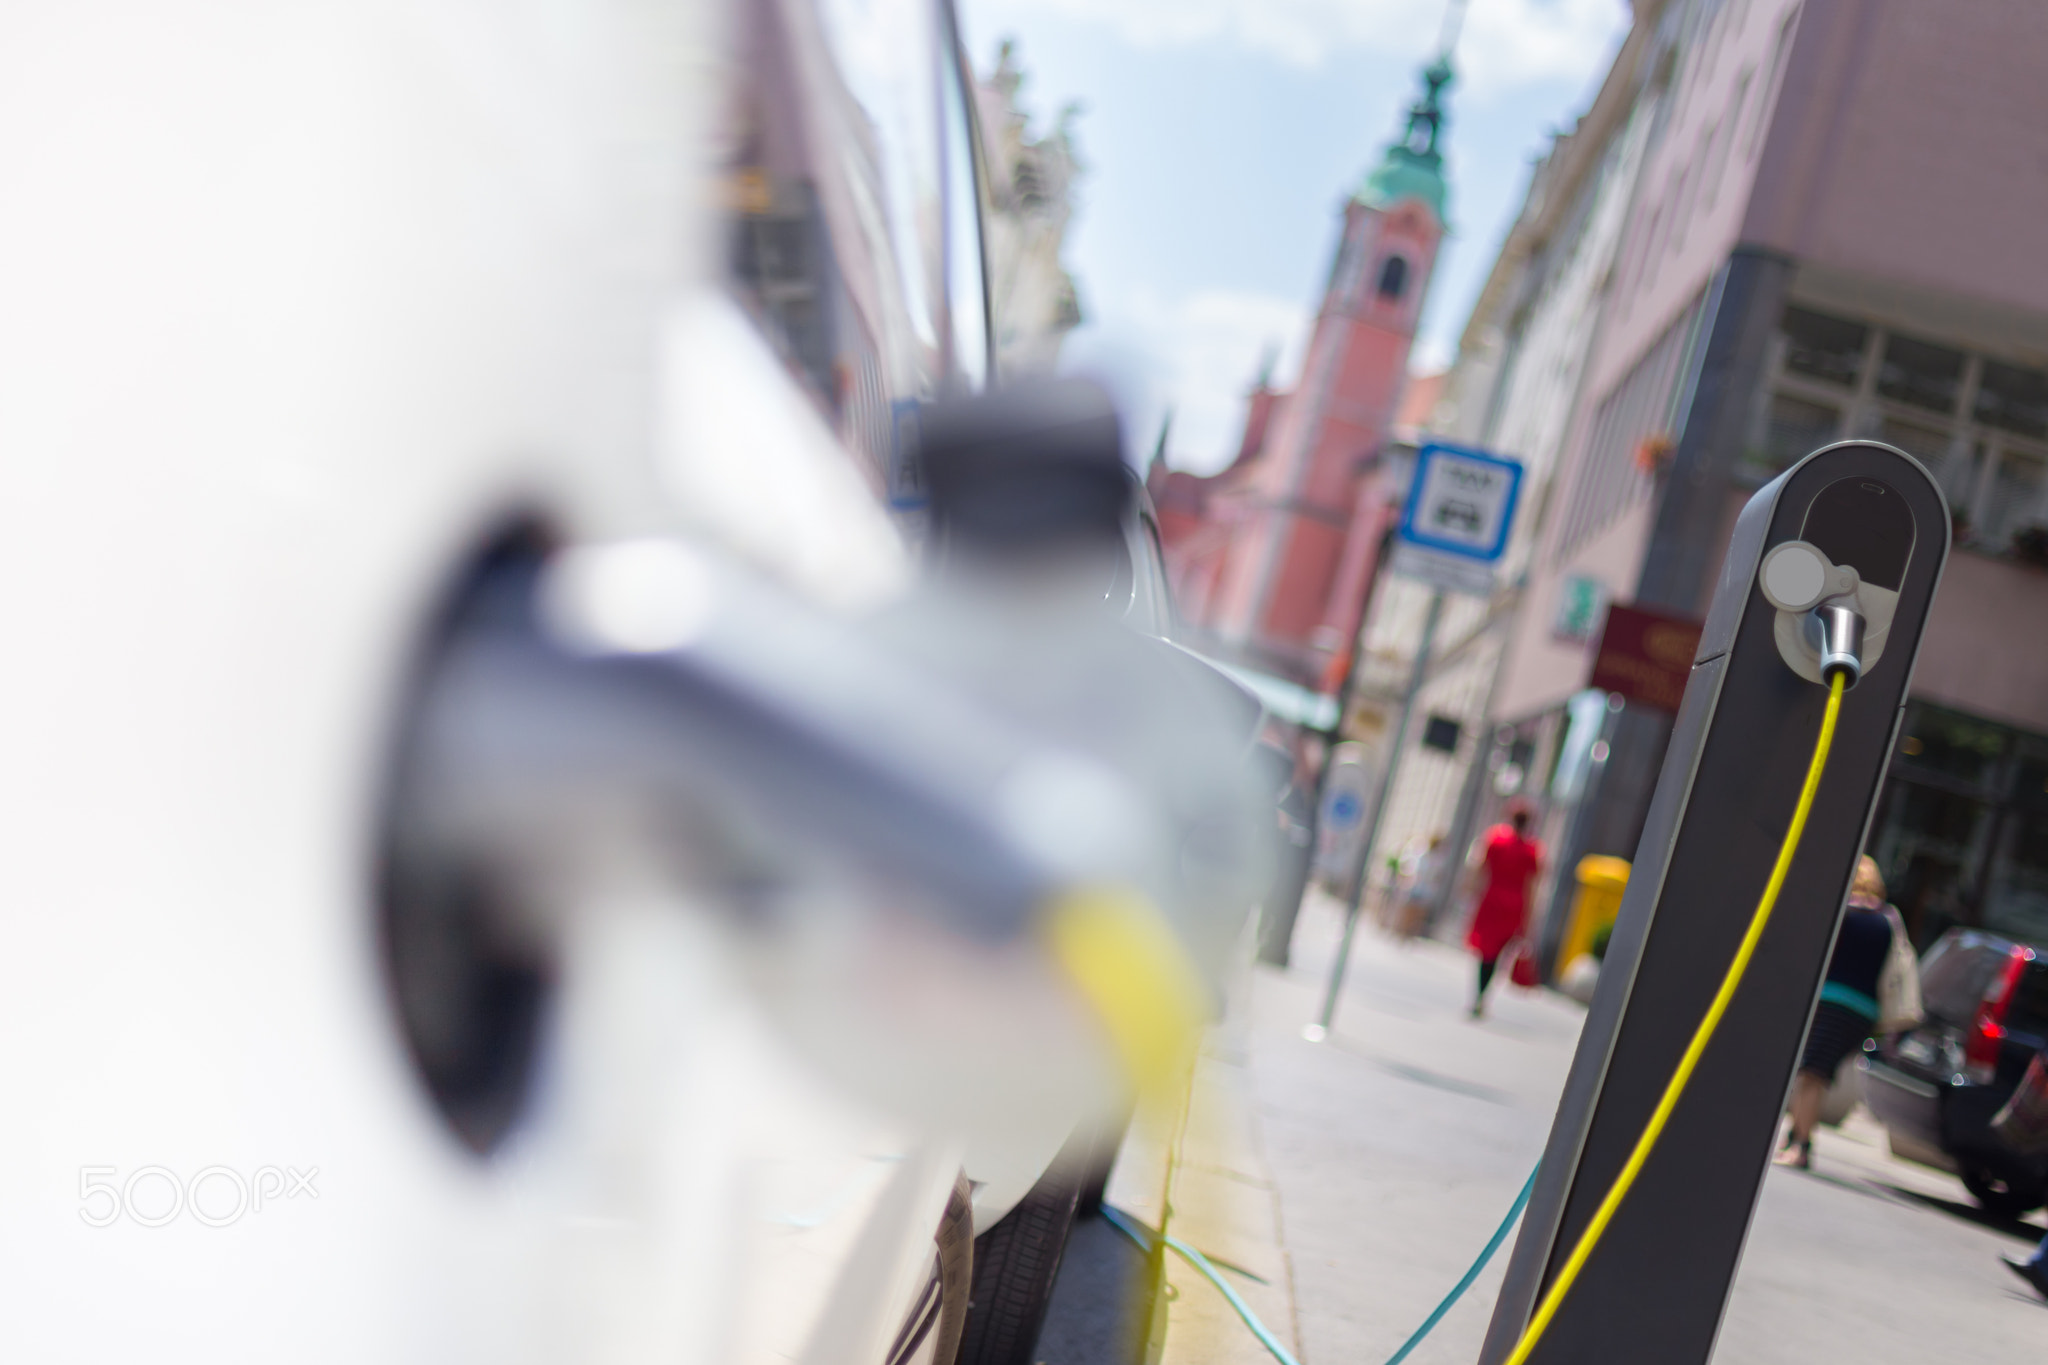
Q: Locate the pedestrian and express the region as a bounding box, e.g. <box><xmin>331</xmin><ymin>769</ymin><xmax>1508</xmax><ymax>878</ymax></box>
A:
<box><xmin>1465</xmin><ymin>801</ymin><xmax>1541</xmax><ymax>1018</ymax></box>
<box><xmin>1776</xmin><ymin>855</ymin><xmax>1895</xmax><ymax>1170</ymax></box>
<box><xmin>1394</xmin><ymin>834</ymin><xmax>1447</xmax><ymax>941</ymax></box>
<box><xmin>2003</xmin><ymin>1229</ymin><xmax>2048</xmax><ymax>1299</ymax></box>
<box><xmin>1993</xmin><ymin>1052</ymin><xmax>2048</xmax><ymax>1296</ymax></box>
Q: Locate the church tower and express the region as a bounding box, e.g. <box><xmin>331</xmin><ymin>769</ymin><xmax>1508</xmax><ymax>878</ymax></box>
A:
<box><xmin>1194</xmin><ymin>56</ymin><xmax>1453</xmax><ymax>684</ymax></box>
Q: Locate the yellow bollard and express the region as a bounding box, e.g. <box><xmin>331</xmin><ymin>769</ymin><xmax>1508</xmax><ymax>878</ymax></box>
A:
<box><xmin>1558</xmin><ymin>855</ymin><xmax>1630</xmax><ymax>973</ymax></box>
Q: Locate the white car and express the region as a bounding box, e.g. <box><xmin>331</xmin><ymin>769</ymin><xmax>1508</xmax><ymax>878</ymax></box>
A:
<box><xmin>0</xmin><ymin>4</ymin><xmax>1258</xmax><ymax>1364</ymax></box>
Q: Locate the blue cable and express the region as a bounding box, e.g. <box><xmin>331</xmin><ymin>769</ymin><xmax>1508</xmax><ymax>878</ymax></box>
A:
<box><xmin>1101</xmin><ymin>1205</ymin><xmax>1304</xmax><ymax>1365</ymax></box>
<box><xmin>1379</xmin><ymin>1164</ymin><xmax>1538</xmax><ymax>1365</ymax></box>
<box><xmin>1101</xmin><ymin>1162</ymin><xmax>1538</xmax><ymax>1365</ymax></box>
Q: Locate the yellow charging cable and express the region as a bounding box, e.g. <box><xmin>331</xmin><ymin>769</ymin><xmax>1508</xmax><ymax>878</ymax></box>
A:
<box><xmin>1503</xmin><ymin>670</ymin><xmax>1846</xmax><ymax>1365</ymax></box>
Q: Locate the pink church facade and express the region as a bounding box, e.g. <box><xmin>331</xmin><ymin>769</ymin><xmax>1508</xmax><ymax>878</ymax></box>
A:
<box><xmin>1151</xmin><ymin>61</ymin><xmax>1451</xmax><ymax>692</ymax></box>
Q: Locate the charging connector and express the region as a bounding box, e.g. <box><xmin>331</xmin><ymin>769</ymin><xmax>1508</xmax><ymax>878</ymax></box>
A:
<box><xmin>1812</xmin><ymin>602</ymin><xmax>1866</xmax><ymax>687</ymax></box>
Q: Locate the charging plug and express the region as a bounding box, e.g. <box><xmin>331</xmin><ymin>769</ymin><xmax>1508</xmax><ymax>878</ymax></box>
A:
<box><xmin>1811</xmin><ymin>603</ymin><xmax>1865</xmax><ymax>686</ymax></box>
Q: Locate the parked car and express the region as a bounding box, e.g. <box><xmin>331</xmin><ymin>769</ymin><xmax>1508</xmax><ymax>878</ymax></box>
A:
<box><xmin>1</xmin><ymin>3</ymin><xmax>1219</xmax><ymax>1364</ymax></box>
<box><xmin>886</xmin><ymin>382</ymin><xmax>1270</xmax><ymax>1365</ymax></box>
<box><xmin>1862</xmin><ymin>928</ymin><xmax>2048</xmax><ymax>1215</ymax></box>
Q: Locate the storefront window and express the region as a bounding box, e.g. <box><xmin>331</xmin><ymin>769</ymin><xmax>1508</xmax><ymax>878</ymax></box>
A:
<box><xmin>815</xmin><ymin>0</ymin><xmax>944</xmax><ymax>367</ymax></box>
<box><xmin>1872</xmin><ymin>707</ymin><xmax>2048</xmax><ymax>949</ymax></box>
<box><xmin>1756</xmin><ymin>306</ymin><xmax>2048</xmax><ymax>568</ymax></box>
<box><xmin>1980</xmin><ymin>446</ymin><xmax>2048</xmax><ymax>562</ymax></box>
<box><xmin>1974</xmin><ymin>359</ymin><xmax>2048</xmax><ymax>440</ymax></box>
<box><xmin>1876</xmin><ymin>415</ymin><xmax>1949</xmax><ymax>464</ymax></box>
<box><xmin>1758</xmin><ymin>392</ymin><xmax>1838</xmax><ymax>472</ymax></box>
<box><xmin>1873</xmin><ymin>783</ymin><xmax>1993</xmax><ymax>947</ymax></box>
<box><xmin>1876</xmin><ymin>332</ymin><xmax>1965</xmax><ymax>414</ymax></box>
<box><xmin>721</xmin><ymin>4</ymin><xmax>844</xmax><ymax>409</ymax></box>
<box><xmin>1895</xmin><ymin>703</ymin><xmax>2010</xmax><ymax>787</ymax></box>
<box><xmin>1983</xmin><ymin>742</ymin><xmax>2048</xmax><ymax>943</ymax></box>
<box><xmin>1779</xmin><ymin>306</ymin><xmax>1866</xmax><ymax>388</ymax></box>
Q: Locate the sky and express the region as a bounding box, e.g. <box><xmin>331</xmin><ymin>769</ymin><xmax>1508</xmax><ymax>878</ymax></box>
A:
<box><xmin>955</xmin><ymin>0</ymin><xmax>1633</xmax><ymax>475</ymax></box>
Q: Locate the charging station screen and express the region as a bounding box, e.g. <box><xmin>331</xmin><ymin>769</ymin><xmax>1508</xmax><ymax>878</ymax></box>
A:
<box><xmin>1799</xmin><ymin>477</ymin><xmax>1913</xmax><ymax>590</ymax></box>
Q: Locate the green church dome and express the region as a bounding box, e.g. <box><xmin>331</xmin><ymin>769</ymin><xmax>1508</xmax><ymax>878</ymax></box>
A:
<box><xmin>1357</xmin><ymin>55</ymin><xmax>1452</xmax><ymax>225</ymax></box>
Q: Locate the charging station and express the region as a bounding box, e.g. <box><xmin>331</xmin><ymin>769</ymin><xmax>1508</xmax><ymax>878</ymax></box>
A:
<box><xmin>1479</xmin><ymin>442</ymin><xmax>1950</xmax><ymax>1364</ymax></box>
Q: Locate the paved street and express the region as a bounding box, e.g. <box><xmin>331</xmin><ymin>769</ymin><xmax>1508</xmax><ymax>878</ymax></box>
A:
<box><xmin>1220</xmin><ymin>892</ymin><xmax>2048</xmax><ymax>1363</ymax></box>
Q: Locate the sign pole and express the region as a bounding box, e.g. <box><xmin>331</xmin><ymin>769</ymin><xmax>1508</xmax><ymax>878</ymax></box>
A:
<box><xmin>1311</xmin><ymin>586</ymin><xmax>1444</xmax><ymax>1035</ymax></box>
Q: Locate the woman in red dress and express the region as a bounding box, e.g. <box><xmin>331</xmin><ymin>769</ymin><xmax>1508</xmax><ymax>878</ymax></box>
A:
<box><xmin>1466</xmin><ymin>802</ymin><xmax>1542</xmax><ymax>1017</ymax></box>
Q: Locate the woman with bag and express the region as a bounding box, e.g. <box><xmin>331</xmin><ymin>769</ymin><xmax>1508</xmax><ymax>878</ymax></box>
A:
<box><xmin>1777</xmin><ymin>857</ymin><xmax>1901</xmax><ymax>1170</ymax></box>
<box><xmin>1465</xmin><ymin>801</ymin><xmax>1542</xmax><ymax>1019</ymax></box>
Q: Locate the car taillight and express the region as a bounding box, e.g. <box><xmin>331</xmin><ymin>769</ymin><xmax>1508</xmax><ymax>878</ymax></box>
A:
<box><xmin>1962</xmin><ymin>949</ymin><xmax>2031</xmax><ymax>1084</ymax></box>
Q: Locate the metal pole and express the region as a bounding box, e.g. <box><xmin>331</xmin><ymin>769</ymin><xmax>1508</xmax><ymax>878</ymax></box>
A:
<box><xmin>1263</xmin><ymin>525</ymin><xmax>1394</xmax><ymax>967</ymax></box>
<box><xmin>1311</xmin><ymin>587</ymin><xmax>1445</xmax><ymax>1036</ymax></box>
<box><xmin>1425</xmin><ymin>625</ymin><xmax>1518</xmax><ymax>938</ymax></box>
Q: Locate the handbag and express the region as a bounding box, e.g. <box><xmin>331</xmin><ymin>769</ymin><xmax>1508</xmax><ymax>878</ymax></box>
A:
<box><xmin>1873</xmin><ymin>904</ymin><xmax>1924</xmax><ymax>1034</ymax></box>
<box><xmin>1991</xmin><ymin>1054</ymin><xmax>2048</xmax><ymax>1158</ymax></box>
<box><xmin>1508</xmin><ymin>939</ymin><xmax>1540</xmax><ymax>989</ymax></box>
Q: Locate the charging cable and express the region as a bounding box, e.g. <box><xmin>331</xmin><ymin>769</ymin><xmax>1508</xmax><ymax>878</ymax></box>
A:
<box><xmin>1102</xmin><ymin>1162</ymin><xmax>1538</xmax><ymax>1365</ymax></box>
<box><xmin>1101</xmin><ymin>1205</ymin><xmax>1302</xmax><ymax>1365</ymax></box>
<box><xmin>1501</xmin><ymin>669</ymin><xmax>1847</xmax><ymax>1365</ymax></box>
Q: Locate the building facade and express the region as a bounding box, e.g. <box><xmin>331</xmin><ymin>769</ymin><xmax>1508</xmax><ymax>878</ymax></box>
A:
<box><xmin>1399</xmin><ymin>0</ymin><xmax>2048</xmax><ymax>956</ymax></box>
<box><xmin>1343</xmin><ymin>4</ymin><xmax>1680</xmax><ymax>920</ymax></box>
<box><xmin>974</xmin><ymin>41</ymin><xmax>1084</xmax><ymax>378</ymax></box>
<box><xmin>1152</xmin><ymin>60</ymin><xmax>1452</xmax><ymax>691</ymax></box>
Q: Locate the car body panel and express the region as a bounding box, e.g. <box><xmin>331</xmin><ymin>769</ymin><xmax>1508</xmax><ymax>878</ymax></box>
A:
<box><xmin>1863</xmin><ymin>929</ymin><xmax>2048</xmax><ymax>1199</ymax></box>
<box><xmin>0</xmin><ymin>1</ymin><xmax>999</xmax><ymax>1361</ymax></box>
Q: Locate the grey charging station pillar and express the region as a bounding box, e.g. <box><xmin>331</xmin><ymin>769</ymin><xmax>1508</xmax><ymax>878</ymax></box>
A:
<box><xmin>1479</xmin><ymin>442</ymin><xmax>1949</xmax><ymax>1364</ymax></box>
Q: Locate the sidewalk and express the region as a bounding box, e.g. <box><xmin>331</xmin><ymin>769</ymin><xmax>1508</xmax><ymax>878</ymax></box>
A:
<box><xmin>1248</xmin><ymin>894</ymin><xmax>1580</xmax><ymax>1365</ymax></box>
<box><xmin>1146</xmin><ymin>890</ymin><xmax>2048</xmax><ymax>1364</ymax></box>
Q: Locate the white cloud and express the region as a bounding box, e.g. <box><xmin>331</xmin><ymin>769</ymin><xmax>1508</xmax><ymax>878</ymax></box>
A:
<box><xmin>978</xmin><ymin>0</ymin><xmax>1628</xmax><ymax>99</ymax></box>
<box><xmin>1065</xmin><ymin>287</ymin><xmax>1310</xmax><ymax>476</ymax></box>
<box><xmin>1411</xmin><ymin>331</ymin><xmax>1455</xmax><ymax>373</ymax></box>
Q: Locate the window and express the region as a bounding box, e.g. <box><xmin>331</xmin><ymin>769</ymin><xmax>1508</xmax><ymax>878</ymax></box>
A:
<box><xmin>1780</xmin><ymin>307</ymin><xmax>1867</xmax><ymax>388</ymax></box>
<box><xmin>1331</xmin><ymin>228</ymin><xmax>1368</xmax><ymax>303</ymax></box>
<box><xmin>1981</xmin><ymin>446</ymin><xmax>2048</xmax><ymax>561</ymax></box>
<box><xmin>939</xmin><ymin>31</ymin><xmax>991</xmax><ymax>390</ymax></box>
<box><xmin>1875</xmin><ymin>415</ymin><xmax>1949</xmax><ymax>465</ymax></box>
<box><xmin>1748</xmin><ymin>8</ymin><xmax>1797</xmax><ymax>159</ymax></box>
<box><xmin>1377</xmin><ymin>255</ymin><xmax>1409</xmax><ymax>302</ymax></box>
<box><xmin>1752</xmin><ymin>393</ymin><xmax>1839</xmax><ymax>475</ymax></box>
<box><xmin>1919</xmin><ymin>933</ymin><xmax>2012</xmax><ymax>1018</ymax></box>
<box><xmin>1746</xmin><ymin>307</ymin><xmax>2048</xmax><ymax>560</ymax></box>
<box><xmin>1706</xmin><ymin>75</ymin><xmax>1747</xmax><ymax>209</ymax></box>
<box><xmin>1700</xmin><ymin>114</ymin><xmax>1731</xmax><ymax>213</ymax></box>
<box><xmin>1879</xmin><ymin>418</ymin><xmax>1980</xmax><ymax>515</ymax></box>
<box><xmin>721</xmin><ymin>2</ymin><xmax>843</xmax><ymax>409</ymax></box>
<box><xmin>1986</xmin><ymin>804</ymin><xmax>2048</xmax><ymax>948</ymax></box>
<box><xmin>815</xmin><ymin>0</ymin><xmax>945</xmax><ymax>369</ymax></box>
<box><xmin>1877</xmin><ymin>332</ymin><xmax>1965</xmax><ymax>414</ymax></box>
<box><xmin>1897</xmin><ymin>705</ymin><xmax>2013</xmax><ymax>788</ymax></box>
<box><xmin>1975</xmin><ymin>360</ymin><xmax>2048</xmax><ymax>440</ymax></box>
<box><xmin>1669</xmin><ymin>149</ymin><xmax>1700</xmax><ymax>253</ymax></box>
<box><xmin>1553</xmin><ymin>294</ymin><xmax>1706</xmax><ymax>556</ymax></box>
<box><xmin>1873</xmin><ymin>707</ymin><xmax>2048</xmax><ymax>948</ymax></box>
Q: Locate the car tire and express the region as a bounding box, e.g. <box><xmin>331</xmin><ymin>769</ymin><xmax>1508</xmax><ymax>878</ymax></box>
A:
<box><xmin>955</xmin><ymin>1161</ymin><xmax>1082</xmax><ymax>1365</ymax></box>
<box><xmin>887</xmin><ymin>1173</ymin><xmax>976</xmax><ymax>1365</ymax></box>
<box><xmin>1960</xmin><ymin>1163</ymin><xmax>2044</xmax><ymax>1218</ymax></box>
<box><xmin>1070</xmin><ymin>1109</ymin><xmax>1133</xmax><ymax>1220</ymax></box>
